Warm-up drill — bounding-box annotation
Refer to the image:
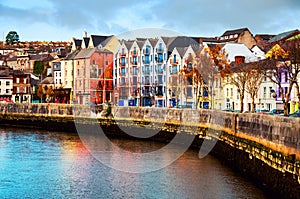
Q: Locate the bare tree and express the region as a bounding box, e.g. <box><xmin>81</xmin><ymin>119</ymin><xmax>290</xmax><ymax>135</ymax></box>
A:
<box><xmin>226</xmin><ymin>65</ymin><xmax>249</xmax><ymax>113</ymax></box>
<box><xmin>245</xmin><ymin>67</ymin><xmax>262</xmax><ymax>113</ymax></box>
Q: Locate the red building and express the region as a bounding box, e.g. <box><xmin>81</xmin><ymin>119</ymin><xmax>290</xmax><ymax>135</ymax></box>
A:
<box><xmin>74</xmin><ymin>48</ymin><xmax>113</xmax><ymax>104</ymax></box>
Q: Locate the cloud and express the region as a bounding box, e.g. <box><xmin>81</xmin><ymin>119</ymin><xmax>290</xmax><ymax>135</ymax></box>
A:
<box><xmin>0</xmin><ymin>0</ymin><xmax>299</xmax><ymax>41</ymax></box>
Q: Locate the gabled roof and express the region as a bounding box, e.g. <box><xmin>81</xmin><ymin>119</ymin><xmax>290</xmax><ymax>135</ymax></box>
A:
<box><xmin>174</xmin><ymin>47</ymin><xmax>188</xmax><ymax>57</ymax></box>
<box><xmin>148</xmin><ymin>38</ymin><xmax>159</xmax><ymax>47</ymax></box>
<box><xmin>100</xmin><ymin>36</ymin><xmax>114</xmax><ymax>47</ymax></box>
<box><xmin>191</xmin><ymin>44</ymin><xmax>202</xmax><ymax>53</ymax></box>
<box><xmin>124</xmin><ymin>40</ymin><xmax>134</xmax><ymax>50</ymax></box>
<box><xmin>267</xmin><ymin>29</ymin><xmax>299</xmax><ymax>43</ymax></box>
<box><xmin>74</xmin><ymin>39</ymin><xmax>82</xmax><ymax>48</ymax></box>
<box><xmin>64</xmin><ymin>50</ymin><xmax>80</xmax><ymax>60</ymax></box>
<box><xmin>29</xmin><ymin>54</ymin><xmax>54</xmax><ymax>62</ymax></box>
<box><xmin>83</xmin><ymin>37</ymin><xmax>90</xmax><ymax>48</ymax></box>
<box><xmin>166</xmin><ymin>36</ymin><xmax>199</xmax><ymax>52</ymax></box>
<box><xmin>191</xmin><ymin>37</ymin><xmax>219</xmax><ymax>44</ymax></box>
<box><xmin>220</xmin><ymin>27</ymin><xmax>249</xmax><ymax>37</ymax></box>
<box><xmin>255</xmin><ymin>34</ymin><xmax>275</xmax><ymax>41</ymax></box>
<box><xmin>222</xmin><ymin>43</ymin><xmax>257</xmax><ymax>63</ymax></box>
<box><xmin>74</xmin><ymin>48</ymin><xmax>96</xmax><ymax>59</ymax></box>
<box><xmin>90</xmin><ymin>35</ymin><xmax>112</xmax><ymax>47</ymax></box>
<box><xmin>136</xmin><ymin>40</ymin><xmax>145</xmax><ymax>49</ymax></box>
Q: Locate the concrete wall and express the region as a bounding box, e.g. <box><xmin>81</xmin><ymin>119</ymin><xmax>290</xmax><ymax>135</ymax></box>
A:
<box><xmin>0</xmin><ymin>103</ymin><xmax>299</xmax><ymax>198</ymax></box>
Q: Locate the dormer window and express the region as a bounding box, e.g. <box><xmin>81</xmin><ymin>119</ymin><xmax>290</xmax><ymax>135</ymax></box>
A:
<box><xmin>225</xmin><ymin>36</ymin><xmax>228</xmax><ymax>39</ymax></box>
<box><xmin>234</xmin><ymin>34</ymin><xmax>238</xmax><ymax>38</ymax></box>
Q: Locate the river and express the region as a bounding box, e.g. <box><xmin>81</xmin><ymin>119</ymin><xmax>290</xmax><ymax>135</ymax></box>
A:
<box><xmin>0</xmin><ymin>127</ymin><xmax>269</xmax><ymax>199</ymax></box>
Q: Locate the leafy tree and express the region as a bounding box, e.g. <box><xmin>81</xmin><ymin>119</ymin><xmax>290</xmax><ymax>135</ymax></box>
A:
<box><xmin>33</xmin><ymin>61</ymin><xmax>45</xmax><ymax>76</ymax></box>
<box><xmin>260</xmin><ymin>45</ymin><xmax>291</xmax><ymax>116</ymax></box>
<box><xmin>6</xmin><ymin>31</ymin><xmax>19</xmax><ymax>45</ymax></box>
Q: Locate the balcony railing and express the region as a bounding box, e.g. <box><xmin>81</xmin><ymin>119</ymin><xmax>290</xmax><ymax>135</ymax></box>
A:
<box><xmin>142</xmin><ymin>60</ymin><xmax>150</xmax><ymax>65</ymax></box>
<box><xmin>170</xmin><ymin>59</ymin><xmax>178</xmax><ymax>66</ymax></box>
<box><xmin>143</xmin><ymin>69</ymin><xmax>151</xmax><ymax>75</ymax></box>
<box><xmin>156</xmin><ymin>48</ymin><xmax>164</xmax><ymax>53</ymax></box>
<box><xmin>120</xmin><ymin>52</ymin><xmax>126</xmax><ymax>57</ymax></box>
<box><xmin>156</xmin><ymin>68</ymin><xmax>164</xmax><ymax>74</ymax></box>
<box><xmin>131</xmin><ymin>51</ymin><xmax>138</xmax><ymax>56</ymax></box>
<box><xmin>143</xmin><ymin>49</ymin><xmax>150</xmax><ymax>55</ymax></box>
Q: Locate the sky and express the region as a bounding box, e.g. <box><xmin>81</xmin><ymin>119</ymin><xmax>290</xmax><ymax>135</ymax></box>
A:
<box><xmin>0</xmin><ymin>0</ymin><xmax>299</xmax><ymax>41</ymax></box>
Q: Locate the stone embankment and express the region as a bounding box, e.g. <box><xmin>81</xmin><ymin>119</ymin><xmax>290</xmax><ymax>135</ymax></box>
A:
<box><xmin>0</xmin><ymin>103</ymin><xmax>299</xmax><ymax>198</ymax></box>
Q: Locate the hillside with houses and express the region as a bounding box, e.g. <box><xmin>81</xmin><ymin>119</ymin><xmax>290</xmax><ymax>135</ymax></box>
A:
<box><xmin>0</xmin><ymin>28</ymin><xmax>299</xmax><ymax>115</ymax></box>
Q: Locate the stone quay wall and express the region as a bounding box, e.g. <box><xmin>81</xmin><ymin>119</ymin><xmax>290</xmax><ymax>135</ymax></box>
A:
<box><xmin>0</xmin><ymin>103</ymin><xmax>299</xmax><ymax>198</ymax></box>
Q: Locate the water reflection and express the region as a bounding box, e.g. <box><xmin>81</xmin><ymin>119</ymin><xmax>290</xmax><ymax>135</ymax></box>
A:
<box><xmin>0</xmin><ymin>127</ymin><xmax>268</xmax><ymax>199</ymax></box>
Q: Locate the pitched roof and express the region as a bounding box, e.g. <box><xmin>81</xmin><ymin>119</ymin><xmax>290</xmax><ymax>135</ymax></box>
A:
<box><xmin>64</xmin><ymin>50</ymin><xmax>80</xmax><ymax>60</ymax></box>
<box><xmin>255</xmin><ymin>34</ymin><xmax>275</xmax><ymax>41</ymax></box>
<box><xmin>267</xmin><ymin>30</ymin><xmax>299</xmax><ymax>43</ymax></box>
<box><xmin>148</xmin><ymin>38</ymin><xmax>159</xmax><ymax>47</ymax></box>
<box><xmin>90</xmin><ymin>35</ymin><xmax>112</xmax><ymax>47</ymax></box>
<box><xmin>74</xmin><ymin>48</ymin><xmax>96</xmax><ymax>59</ymax></box>
<box><xmin>74</xmin><ymin>39</ymin><xmax>82</xmax><ymax>48</ymax></box>
<box><xmin>222</xmin><ymin>43</ymin><xmax>257</xmax><ymax>63</ymax></box>
<box><xmin>124</xmin><ymin>40</ymin><xmax>134</xmax><ymax>50</ymax></box>
<box><xmin>29</xmin><ymin>54</ymin><xmax>54</xmax><ymax>62</ymax></box>
<box><xmin>136</xmin><ymin>40</ymin><xmax>145</xmax><ymax>49</ymax></box>
<box><xmin>191</xmin><ymin>37</ymin><xmax>219</xmax><ymax>44</ymax></box>
<box><xmin>220</xmin><ymin>27</ymin><xmax>249</xmax><ymax>37</ymax></box>
<box><xmin>83</xmin><ymin>37</ymin><xmax>90</xmax><ymax>48</ymax></box>
<box><xmin>40</xmin><ymin>76</ymin><xmax>54</xmax><ymax>84</ymax></box>
<box><xmin>175</xmin><ymin>47</ymin><xmax>188</xmax><ymax>57</ymax></box>
<box><xmin>166</xmin><ymin>36</ymin><xmax>199</xmax><ymax>52</ymax></box>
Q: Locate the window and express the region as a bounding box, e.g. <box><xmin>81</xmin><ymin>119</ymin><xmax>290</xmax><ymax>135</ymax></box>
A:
<box><xmin>226</xmin><ymin>88</ymin><xmax>229</xmax><ymax>97</ymax></box>
<box><xmin>6</xmin><ymin>81</ymin><xmax>10</xmax><ymax>86</ymax></box>
<box><xmin>285</xmin><ymin>72</ymin><xmax>288</xmax><ymax>82</ymax></box>
<box><xmin>230</xmin><ymin>88</ymin><xmax>233</xmax><ymax>97</ymax></box>
<box><xmin>263</xmin><ymin>87</ymin><xmax>266</xmax><ymax>98</ymax></box>
<box><xmin>269</xmin><ymin>87</ymin><xmax>273</xmax><ymax>98</ymax></box>
<box><xmin>24</xmin><ymin>78</ymin><xmax>27</xmax><ymax>84</ymax></box>
<box><xmin>16</xmin><ymin>78</ymin><xmax>20</xmax><ymax>83</ymax></box>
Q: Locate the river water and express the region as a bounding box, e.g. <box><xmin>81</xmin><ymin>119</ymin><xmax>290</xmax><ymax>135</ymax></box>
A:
<box><xmin>0</xmin><ymin>127</ymin><xmax>269</xmax><ymax>199</ymax></box>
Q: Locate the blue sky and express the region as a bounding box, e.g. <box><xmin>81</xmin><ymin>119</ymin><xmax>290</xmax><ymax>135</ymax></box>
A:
<box><xmin>0</xmin><ymin>0</ymin><xmax>299</xmax><ymax>41</ymax></box>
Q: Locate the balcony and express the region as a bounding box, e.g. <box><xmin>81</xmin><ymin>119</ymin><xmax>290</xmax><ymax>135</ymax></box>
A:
<box><xmin>155</xmin><ymin>57</ymin><xmax>164</xmax><ymax>64</ymax></box>
<box><xmin>156</xmin><ymin>67</ymin><xmax>164</xmax><ymax>74</ymax></box>
<box><xmin>156</xmin><ymin>48</ymin><xmax>164</xmax><ymax>54</ymax></box>
<box><xmin>120</xmin><ymin>52</ymin><xmax>126</xmax><ymax>57</ymax></box>
<box><xmin>143</xmin><ymin>69</ymin><xmax>151</xmax><ymax>75</ymax></box>
<box><xmin>143</xmin><ymin>49</ymin><xmax>150</xmax><ymax>55</ymax></box>
<box><xmin>131</xmin><ymin>60</ymin><xmax>138</xmax><ymax>65</ymax></box>
<box><xmin>131</xmin><ymin>51</ymin><xmax>138</xmax><ymax>57</ymax></box>
<box><xmin>142</xmin><ymin>59</ymin><xmax>150</xmax><ymax>65</ymax></box>
<box><xmin>170</xmin><ymin>59</ymin><xmax>178</xmax><ymax>66</ymax></box>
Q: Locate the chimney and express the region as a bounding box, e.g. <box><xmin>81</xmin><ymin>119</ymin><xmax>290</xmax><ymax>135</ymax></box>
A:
<box><xmin>83</xmin><ymin>30</ymin><xmax>87</xmax><ymax>38</ymax></box>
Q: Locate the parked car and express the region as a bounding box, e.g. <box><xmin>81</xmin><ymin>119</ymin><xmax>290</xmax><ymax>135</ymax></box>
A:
<box><xmin>268</xmin><ymin>109</ymin><xmax>284</xmax><ymax>115</ymax></box>
<box><xmin>255</xmin><ymin>109</ymin><xmax>269</xmax><ymax>114</ymax></box>
<box><xmin>222</xmin><ymin>109</ymin><xmax>234</xmax><ymax>112</ymax></box>
<box><xmin>289</xmin><ymin>110</ymin><xmax>300</xmax><ymax>117</ymax></box>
